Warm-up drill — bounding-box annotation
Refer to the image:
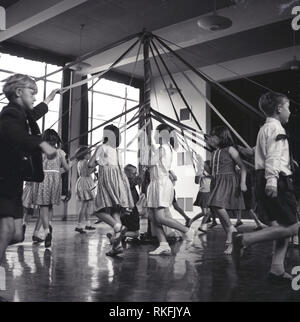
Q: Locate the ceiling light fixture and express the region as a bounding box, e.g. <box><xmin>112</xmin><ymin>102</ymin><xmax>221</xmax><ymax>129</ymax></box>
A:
<box><xmin>69</xmin><ymin>24</ymin><xmax>91</xmax><ymax>73</ymax></box>
<box><xmin>197</xmin><ymin>0</ymin><xmax>233</xmax><ymax>31</ymax></box>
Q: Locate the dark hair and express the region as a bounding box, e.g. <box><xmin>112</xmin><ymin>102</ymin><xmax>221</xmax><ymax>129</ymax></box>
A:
<box><xmin>125</xmin><ymin>164</ymin><xmax>137</xmax><ymax>172</ymax></box>
<box><xmin>103</xmin><ymin>124</ymin><xmax>120</xmax><ymax>148</ymax></box>
<box><xmin>210</xmin><ymin>125</ymin><xmax>236</xmax><ymax>148</ymax></box>
<box><xmin>74</xmin><ymin>146</ymin><xmax>89</xmax><ymax>161</ymax></box>
<box><xmin>156</xmin><ymin>123</ymin><xmax>178</xmax><ymax>149</ymax></box>
<box><xmin>259</xmin><ymin>92</ymin><xmax>289</xmax><ymax>117</ymax></box>
<box><xmin>42</xmin><ymin>129</ymin><xmax>62</xmax><ymax>148</ymax></box>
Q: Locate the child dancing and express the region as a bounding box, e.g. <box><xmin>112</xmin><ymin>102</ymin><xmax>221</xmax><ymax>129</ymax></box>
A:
<box><xmin>88</xmin><ymin>124</ymin><xmax>134</xmax><ymax>256</ymax></box>
<box><xmin>206</xmin><ymin>125</ymin><xmax>247</xmax><ymax>254</ymax></box>
<box><xmin>147</xmin><ymin>124</ymin><xmax>195</xmax><ymax>256</ymax></box>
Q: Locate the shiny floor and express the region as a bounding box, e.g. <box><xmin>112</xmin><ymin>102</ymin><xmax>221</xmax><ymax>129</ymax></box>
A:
<box><xmin>2</xmin><ymin>219</ymin><xmax>300</xmax><ymax>302</ymax></box>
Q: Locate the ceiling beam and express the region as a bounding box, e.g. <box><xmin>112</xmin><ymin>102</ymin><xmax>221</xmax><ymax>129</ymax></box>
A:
<box><xmin>0</xmin><ymin>0</ymin><xmax>88</xmax><ymax>42</ymax></box>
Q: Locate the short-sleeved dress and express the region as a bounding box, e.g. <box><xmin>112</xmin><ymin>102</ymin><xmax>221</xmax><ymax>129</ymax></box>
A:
<box><xmin>75</xmin><ymin>159</ymin><xmax>95</xmax><ymax>201</ymax></box>
<box><xmin>147</xmin><ymin>144</ymin><xmax>174</xmax><ymax>208</ymax></box>
<box><xmin>33</xmin><ymin>148</ymin><xmax>65</xmax><ymax>206</ymax></box>
<box><xmin>94</xmin><ymin>144</ymin><xmax>134</xmax><ymax>212</ymax></box>
<box><xmin>207</xmin><ymin>147</ymin><xmax>245</xmax><ymax>210</ymax></box>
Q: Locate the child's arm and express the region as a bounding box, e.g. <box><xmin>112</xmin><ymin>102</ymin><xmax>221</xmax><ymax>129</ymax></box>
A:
<box><xmin>88</xmin><ymin>146</ymin><xmax>100</xmax><ymax>168</ymax></box>
<box><xmin>169</xmin><ymin>170</ymin><xmax>177</xmax><ymax>181</ymax></box>
<box><xmin>228</xmin><ymin>146</ymin><xmax>247</xmax><ymax>192</ymax></box>
<box><xmin>59</xmin><ymin>150</ymin><xmax>74</xmax><ymax>173</ymax></box>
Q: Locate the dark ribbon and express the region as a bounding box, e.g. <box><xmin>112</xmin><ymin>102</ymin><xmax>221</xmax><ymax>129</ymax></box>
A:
<box><xmin>276</xmin><ymin>133</ymin><xmax>295</xmax><ymax>174</ymax></box>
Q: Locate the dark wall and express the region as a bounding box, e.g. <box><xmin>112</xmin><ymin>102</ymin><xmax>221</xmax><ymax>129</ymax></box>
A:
<box><xmin>211</xmin><ymin>69</ymin><xmax>300</xmax><ymax>160</ymax></box>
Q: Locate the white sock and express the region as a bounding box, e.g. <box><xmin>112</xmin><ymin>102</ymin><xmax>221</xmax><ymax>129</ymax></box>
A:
<box><xmin>44</xmin><ymin>229</ymin><xmax>50</xmax><ymax>235</ymax></box>
<box><xmin>159</xmin><ymin>242</ymin><xmax>169</xmax><ymax>247</ymax></box>
<box><xmin>77</xmin><ymin>223</ymin><xmax>83</xmax><ymax>228</ymax></box>
<box><xmin>0</xmin><ymin>267</ymin><xmax>6</xmax><ymax>291</ymax></box>
<box><xmin>87</xmin><ymin>220</ymin><xmax>91</xmax><ymax>226</ymax></box>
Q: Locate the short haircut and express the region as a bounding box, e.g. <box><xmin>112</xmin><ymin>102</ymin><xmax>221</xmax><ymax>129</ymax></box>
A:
<box><xmin>258</xmin><ymin>92</ymin><xmax>289</xmax><ymax>117</ymax></box>
<box><xmin>3</xmin><ymin>74</ymin><xmax>38</xmax><ymax>101</ymax></box>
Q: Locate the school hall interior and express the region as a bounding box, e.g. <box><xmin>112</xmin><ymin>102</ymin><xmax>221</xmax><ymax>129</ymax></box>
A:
<box><xmin>1</xmin><ymin>0</ymin><xmax>300</xmax><ymax>302</ymax></box>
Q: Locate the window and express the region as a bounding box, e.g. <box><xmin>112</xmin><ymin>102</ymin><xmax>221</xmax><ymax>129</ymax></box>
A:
<box><xmin>88</xmin><ymin>78</ymin><xmax>140</xmax><ymax>166</ymax></box>
<box><xmin>180</xmin><ymin>108</ymin><xmax>190</xmax><ymax>121</ymax></box>
<box><xmin>175</xmin><ymin>197</ymin><xmax>193</xmax><ymax>212</ymax></box>
<box><xmin>0</xmin><ymin>53</ymin><xmax>62</xmax><ymax>133</ymax></box>
<box><xmin>177</xmin><ymin>151</ymin><xmax>193</xmax><ymax>166</ymax></box>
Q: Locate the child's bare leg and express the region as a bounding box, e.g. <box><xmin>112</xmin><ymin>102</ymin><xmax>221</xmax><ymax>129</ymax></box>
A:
<box><xmin>77</xmin><ymin>201</ymin><xmax>87</xmax><ymax>228</ymax></box>
<box><xmin>85</xmin><ymin>200</ymin><xmax>94</xmax><ymax>227</ymax></box>
<box><xmin>249</xmin><ymin>209</ymin><xmax>263</xmax><ymax>228</ymax></box>
<box><xmin>155</xmin><ymin>208</ymin><xmax>189</xmax><ymax>234</ymax></box>
<box><xmin>40</xmin><ymin>206</ymin><xmax>50</xmax><ymax>233</ymax></box>
<box><xmin>33</xmin><ymin>209</ymin><xmax>43</xmax><ymax>238</ymax></box>
<box><xmin>242</xmin><ymin>223</ymin><xmax>299</xmax><ymax>246</ymax></box>
<box><xmin>148</xmin><ymin>208</ymin><xmax>171</xmax><ymax>255</ymax></box>
<box><xmin>173</xmin><ymin>201</ymin><xmax>190</xmax><ymax>224</ymax></box>
<box><xmin>270</xmin><ymin>237</ymin><xmax>290</xmax><ymax>277</ymax></box>
<box><xmin>214</xmin><ymin>208</ymin><xmax>236</xmax><ymax>254</ymax></box>
<box><xmin>190</xmin><ymin>212</ymin><xmax>205</xmax><ymax>226</ymax></box>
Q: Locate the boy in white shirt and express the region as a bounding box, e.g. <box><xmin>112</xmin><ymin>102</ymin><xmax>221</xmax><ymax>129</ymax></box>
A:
<box><xmin>233</xmin><ymin>92</ymin><xmax>299</xmax><ymax>282</ymax></box>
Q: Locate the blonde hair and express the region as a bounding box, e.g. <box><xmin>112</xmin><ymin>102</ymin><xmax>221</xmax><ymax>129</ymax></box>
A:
<box><xmin>3</xmin><ymin>74</ymin><xmax>38</xmax><ymax>100</ymax></box>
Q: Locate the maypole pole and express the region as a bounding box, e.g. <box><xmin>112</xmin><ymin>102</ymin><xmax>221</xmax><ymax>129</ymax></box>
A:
<box><xmin>139</xmin><ymin>30</ymin><xmax>153</xmax><ymax>239</ymax></box>
<box><xmin>139</xmin><ymin>31</ymin><xmax>153</xmax><ymax>187</ymax></box>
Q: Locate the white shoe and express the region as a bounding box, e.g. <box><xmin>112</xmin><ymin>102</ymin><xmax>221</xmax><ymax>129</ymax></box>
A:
<box><xmin>149</xmin><ymin>246</ymin><xmax>172</xmax><ymax>256</ymax></box>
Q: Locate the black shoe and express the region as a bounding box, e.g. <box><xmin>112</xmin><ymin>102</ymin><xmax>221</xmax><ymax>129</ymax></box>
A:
<box><xmin>185</xmin><ymin>218</ymin><xmax>192</xmax><ymax>228</ymax></box>
<box><xmin>75</xmin><ymin>227</ymin><xmax>86</xmax><ymax>234</ymax></box>
<box><xmin>234</xmin><ymin>221</ymin><xmax>243</xmax><ymax>228</ymax></box>
<box><xmin>106</xmin><ymin>246</ymin><xmax>123</xmax><ymax>257</ymax></box>
<box><xmin>32</xmin><ymin>235</ymin><xmax>44</xmax><ymax>243</ymax></box>
<box><xmin>253</xmin><ymin>225</ymin><xmax>263</xmax><ymax>231</ymax></box>
<box><xmin>209</xmin><ymin>221</ymin><xmax>218</xmax><ymax>229</ymax></box>
<box><xmin>85</xmin><ymin>226</ymin><xmax>96</xmax><ymax>231</ymax></box>
<box><xmin>95</xmin><ymin>220</ymin><xmax>102</xmax><ymax>224</ymax></box>
<box><xmin>107</xmin><ymin>233</ymin><xmax>113</xmax><ymax>244</ymax></box>
<box><xmin>45</xmin><ymin>233</ymin><xmax>52</xmax><ymax>248</ymax></box>
<box><xmin>49</xmin><ymin>225</ymin><xmax>53</xmax><ymax>234</ymax></box>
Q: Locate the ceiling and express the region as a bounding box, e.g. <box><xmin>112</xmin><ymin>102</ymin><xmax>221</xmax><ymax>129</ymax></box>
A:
<box><xmin>0</xmin><ymin>0</ymin><xmax>299</xmax><ymax>81</ymax></box>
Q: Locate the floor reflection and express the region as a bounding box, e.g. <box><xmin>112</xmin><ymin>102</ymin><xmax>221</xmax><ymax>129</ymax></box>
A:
<box><xmin>1</xmin><ymin>221</ymin><xmax>300</xmax><ymax>302</ymax></box>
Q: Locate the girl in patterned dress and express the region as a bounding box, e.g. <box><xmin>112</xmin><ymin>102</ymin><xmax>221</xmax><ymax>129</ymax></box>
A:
<box><xmin>88</xmin><ymin>124</ymin><xmax>134</xmax><ymax>256</ymax></box>
<box><xmin>74</xmin><ymin>146</ymin><xmax>96</xmax><ymax>234</ymax></box>
<box><xmin>147</xmin><ymin>124</ymin><xmax>195</xmax><ymax>256</ymax></box>
<box><xmin>206</xmin><ymin>125</ymin><xmax>247</xmax><ymax>255</ymax></box>
<box><xmin>32</xmin><ymin>129</ymin><xmax>72</xmax><ymax>248</ymax></box>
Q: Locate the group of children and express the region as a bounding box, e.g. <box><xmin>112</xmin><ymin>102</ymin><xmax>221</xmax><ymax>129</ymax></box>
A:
<box><xmin>4</xmin><ymin>73</ymin><xmax>299</xmax><ymax>285</ymax></box>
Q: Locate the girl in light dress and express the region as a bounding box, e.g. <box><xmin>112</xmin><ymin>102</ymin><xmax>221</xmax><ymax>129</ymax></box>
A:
<box><xmin>32</xmin><ymin>129</ymin><xmax>72</xmax><ymax>248</ymax></box>
<box><xmin>88</xmin><ymin>124</ymin><xmax>134</xmax><ymax>256</ymax></box>
<box><xmin>147</xmin><ymin>123</ymin><xmax>195</xmax><ymax>256</ymax></box>
<box><xmin>74</xmin><ymin>146</ymin><xmax>96</xmax><ymax>233</ymax></box>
